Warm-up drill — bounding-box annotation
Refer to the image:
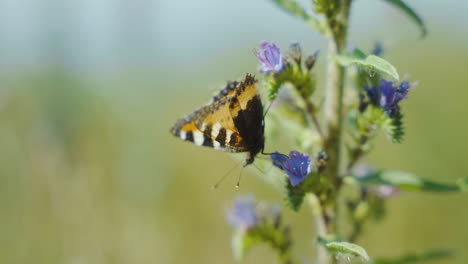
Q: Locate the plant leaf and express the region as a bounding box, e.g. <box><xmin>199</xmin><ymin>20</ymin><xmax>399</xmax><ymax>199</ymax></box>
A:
<box><xmin>350</xmin><ymin>170</ymin><xmax>467</xmax><ymax>192</ymax></box>
<box><xmin>371</xmin><ymin>249</ymin><xmax>454</xmax><ymax>264</ymax></box>
<box><xmin>270</xmin><ymin>0</ymin><xmax>327</xmax><ymax>34</ymax></box>
<box><xmin>271</xmin><ymin>0</ymin><xmax>310</xmax><ymax>20</ymax></box>
<box><xmin>383</xmin><ymin>0</ymin><xmax>427</xmax><ymax>37</ymax></box>
<box><xmin>336</xmin><ymin>49</ymin><xmax>399</xmax><ymax>81</ymax></box>
<box><xmin>322</xmin><ymin>240</ymin><xmax>370</xmax><ymax>261</ymax></box>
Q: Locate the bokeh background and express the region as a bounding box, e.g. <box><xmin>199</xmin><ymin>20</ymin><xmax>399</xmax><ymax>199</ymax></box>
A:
<box><xmin>0</xmin><ymin>0</ymin><xmax>467</xmax><ymax>263</ymax></box>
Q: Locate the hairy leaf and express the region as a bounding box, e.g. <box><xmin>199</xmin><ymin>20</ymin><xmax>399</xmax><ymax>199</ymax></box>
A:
<box><xmin>318</xmin><ymin>238</ymin><xmax>370</xmax><ymax>261</ymax></box>
<box><xmin>336</xmin><ymin>49</ymin><xmax>399</xmax><ymax>81</ymax></box>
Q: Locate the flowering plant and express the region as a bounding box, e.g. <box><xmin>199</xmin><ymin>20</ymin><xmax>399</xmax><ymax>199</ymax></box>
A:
<box><xmin>221</xmin><ymin>1</ymin><xmax>467</xmax><ymax>263</ymax></box>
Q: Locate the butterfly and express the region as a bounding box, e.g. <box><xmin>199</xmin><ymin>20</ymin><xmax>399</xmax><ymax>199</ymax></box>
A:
<box><xmin>170</xmin><ymin>74</ymin><xmax>265</xmax><ymax>167</ymax></box>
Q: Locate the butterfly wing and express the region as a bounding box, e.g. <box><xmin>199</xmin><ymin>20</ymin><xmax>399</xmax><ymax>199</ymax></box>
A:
<box><xmin>170</xmin><ymin>74</ymin><xmax>264</xmax><ymax>160</ymax></box>
<box><xmin>228</xmin><ymin>75</ymin><xmax>265</xmax><ymax>164</ymax></box>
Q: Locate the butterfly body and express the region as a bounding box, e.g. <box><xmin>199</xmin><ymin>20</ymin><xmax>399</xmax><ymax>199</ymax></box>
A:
<box><xmin>170</xmin><ymin>74</ymin><xmax>264</xmax><ymax>166</ymax></box>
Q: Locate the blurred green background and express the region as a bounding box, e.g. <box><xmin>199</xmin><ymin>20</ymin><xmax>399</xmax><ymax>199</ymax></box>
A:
<box><xmin>0</xmin><ymin>0</ymin><xmax>467</xmax><ymax>263</ymax></box>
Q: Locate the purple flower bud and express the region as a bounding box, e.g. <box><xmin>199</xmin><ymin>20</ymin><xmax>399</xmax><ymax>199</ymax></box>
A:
<box><xmin>289</xmin><ymin>43</ymin><xmax>302</xmax><ymax>64</ymax></box>
<box><xmin>305</xmin><ymin>50</ymin><xmax>320</xmax><ymax>71</ymax></box>
<box><xmin>371</xmin><ymin>42</ymin><xmax>383</xmax><ymax>56</ymax></box>
<box><xmin>256</xmin><ymin>41</ymin><xmax>285</xmax><ymax>74</ymax></box>
<box><xmin>227</xmin><ymin>195</ymin><xmax>258</xmax><ymax>230</ymax></box>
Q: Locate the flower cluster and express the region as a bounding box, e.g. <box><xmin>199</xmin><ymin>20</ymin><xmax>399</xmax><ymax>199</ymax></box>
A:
<box><xmin>271</xmin><ymin>151</ymin><xmax>313</xmax><ymax>186</ymax></box>
<box><xmin>255</xmin><ymin>41</ymin><xmax>319</xmax><ymax>101</ymax></box>
<box><xmin>364</xmin><ymin>80</ymin><xmax>411</xmax><ymax>116</ymax></box>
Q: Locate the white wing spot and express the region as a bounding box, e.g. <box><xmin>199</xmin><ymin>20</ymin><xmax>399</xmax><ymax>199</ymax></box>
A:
<box><xmin>180</xmin><ymin>131</ymin><xmax>187</xmax><ymax>141</ymax></box>
<box><xmin>211</xmin><ymin>123</ymin><xmax>222</xmax><ymax>138</ymax></box>
<box><xmin>193</xmin><ymin>130</ymin><xmax>205</xmax><ymax>146</ymax></box>
<box><xmin>200</xmin><ymin>123</ymin><xmax>207</xmax><ymax>132</ymax></box>
<box><xmin>225</xmin><ymin>129</ymin><xmax>233</xmax><ymax>145</ymax></box>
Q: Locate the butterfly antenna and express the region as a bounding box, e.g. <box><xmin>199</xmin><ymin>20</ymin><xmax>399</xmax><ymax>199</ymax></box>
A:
<box><xmin>236</xmin><ymin>167</ymin><xmax>245</xmax><ymax>188</ymax></box>
<box><xmin>263</xmin><ymin>101</ymin><xmax>274</xmax><ymax>119</ymax></box>
<box><xmin>252</xmin><ymin>161</ymin><xmax>273</xmax><ymax>174</ymax></box>
<box><xmin>212</xmin><ymin>161</ymin><xmax>242</xmax><ymax>189</ymax></box>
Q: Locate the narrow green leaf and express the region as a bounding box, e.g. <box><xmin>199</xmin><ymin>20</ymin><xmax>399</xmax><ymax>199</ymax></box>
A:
<box><xmin>336</xmin><ymin>49</ymin><xmax>399</xmax><ymax>81</ymax></box>
<box><xmin>270</xmin><ymin>0</ymin><xmax>327</xmax><ymax>34</ymax></box>
<box><xmin>371</xmin><ymin>249</ymin><xmax>454</xmax><ymax>264</ymax></box>
<box><xmin>271</xmin><ymin>0</ymin><xmax>310</xmax><ymax>20</ymax></box>
<box><xmin>351</xmin><ymin>170</ymin><xmax>467</xmax><ymax>193</ymax></box>
<box><xmin>383</xmin><ymin>0</ymin><xmax>427</xmax><ymax>37</ymax></box>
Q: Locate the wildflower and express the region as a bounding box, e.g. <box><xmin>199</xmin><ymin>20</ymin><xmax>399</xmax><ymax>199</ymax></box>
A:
<box><xmin>227</xmin><ymin>195</ymin><xmax>258</xmax><ymax>230</ymax></box>
<box><xmin>364</xmin><ymin>79</ymin><xmax>411</xmax><ymax>116</ymax></box>
<box><xmin>270</xmin><ymin>152</ymin><xmax>289</xmax><ymax>170</ymax></box>
<box><xmin>282</xmin><ymin>151</ymin><xmax>312</xmax><ymax>186</ymax></box>
<box><xmin>256</xmin><ymin>41</ymin><xmax>284</xmax><ymax>74</ymax></box>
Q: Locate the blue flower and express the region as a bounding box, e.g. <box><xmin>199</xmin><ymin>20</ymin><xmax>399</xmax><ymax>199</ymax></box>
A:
<box><xmin>256</xmin><ymin>41</ymin><xmax>285</xmax><ymax>74</ymax></box>
<box><xmin>270</xmin><ymin>152</ymin><xmax>289</xmax><ymax>170</ymax></box>
<box><xmin>365</xmin><ymin>79</ymin><xmax>411</xmax><ymax>116</ymax></box>
<box><xmin>227</xmin><ymin>195</ymin><xmax>258</xmax><ymax>230</ymax></box>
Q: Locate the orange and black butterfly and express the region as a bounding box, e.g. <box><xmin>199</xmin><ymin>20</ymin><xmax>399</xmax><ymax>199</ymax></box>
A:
<box><xmin>170</xmin><ymin>74</ymin><xmax>265</xmax><ymax>166</ymax></box>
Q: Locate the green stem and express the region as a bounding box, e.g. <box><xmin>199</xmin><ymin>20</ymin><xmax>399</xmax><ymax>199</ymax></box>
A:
<box><xmin>306</xmin><ymin>194</ymin><xmax>328</xmax><ymax>264</ymax></box>
<box><xmin>305</xmin><ymin>100</ymin><xmax>325</xmax><ymax>141</ymax></box>
<box><xmin>321</xmin><ymin>0</ymin><xmax>352</xmax><ymax>262</ymax></box>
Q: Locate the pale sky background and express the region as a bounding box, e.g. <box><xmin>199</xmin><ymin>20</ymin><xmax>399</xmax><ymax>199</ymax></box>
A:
<box><xmin>0</xmin><ymin>0</ymin><xmax>466</xmax><ymax>73</ymax></box>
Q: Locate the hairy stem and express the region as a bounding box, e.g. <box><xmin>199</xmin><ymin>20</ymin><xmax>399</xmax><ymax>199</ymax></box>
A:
<box><xmin>305</xmin><ymin>101</ymin><xmax>325</xmax><ymax>141</ymax></box>
<box><xmin>307</xmin><ymin>194</ymin><xmax>328</xmax><ymax>264</ymax></box>
<box><xmin>322</xmin><ymin>0</ymin><xmax>352</xmax><ymax>262</ymax></box>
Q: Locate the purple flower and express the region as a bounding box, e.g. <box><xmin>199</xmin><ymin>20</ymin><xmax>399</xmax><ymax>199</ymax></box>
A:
<box><xmin>365</xmin><ymin>79</ymin><xmax>411</xmax><ymax>116</ymax></box>
<box><xmin>272</xmin><ymin>151</ymin><xmax>312</xmax><ymax>186</ymax></box>
<box><xmin>270</xmin><ymin>152</ymin><xmax>289</xmax><ymax>170</ymax></box>
<box><xmin>283</xmin><ymin>151</ymin><xmax>312</xmax><ymax>186</ymax></box>
<box><xmin>256</xmin><ymin>41</ymin><xmax>285</xmax><ymax>74</ymax></box>
<box><xmin>227</xmin><ymin>195</ymin><xmax>258</xmax><ymax>230</ymax></box>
